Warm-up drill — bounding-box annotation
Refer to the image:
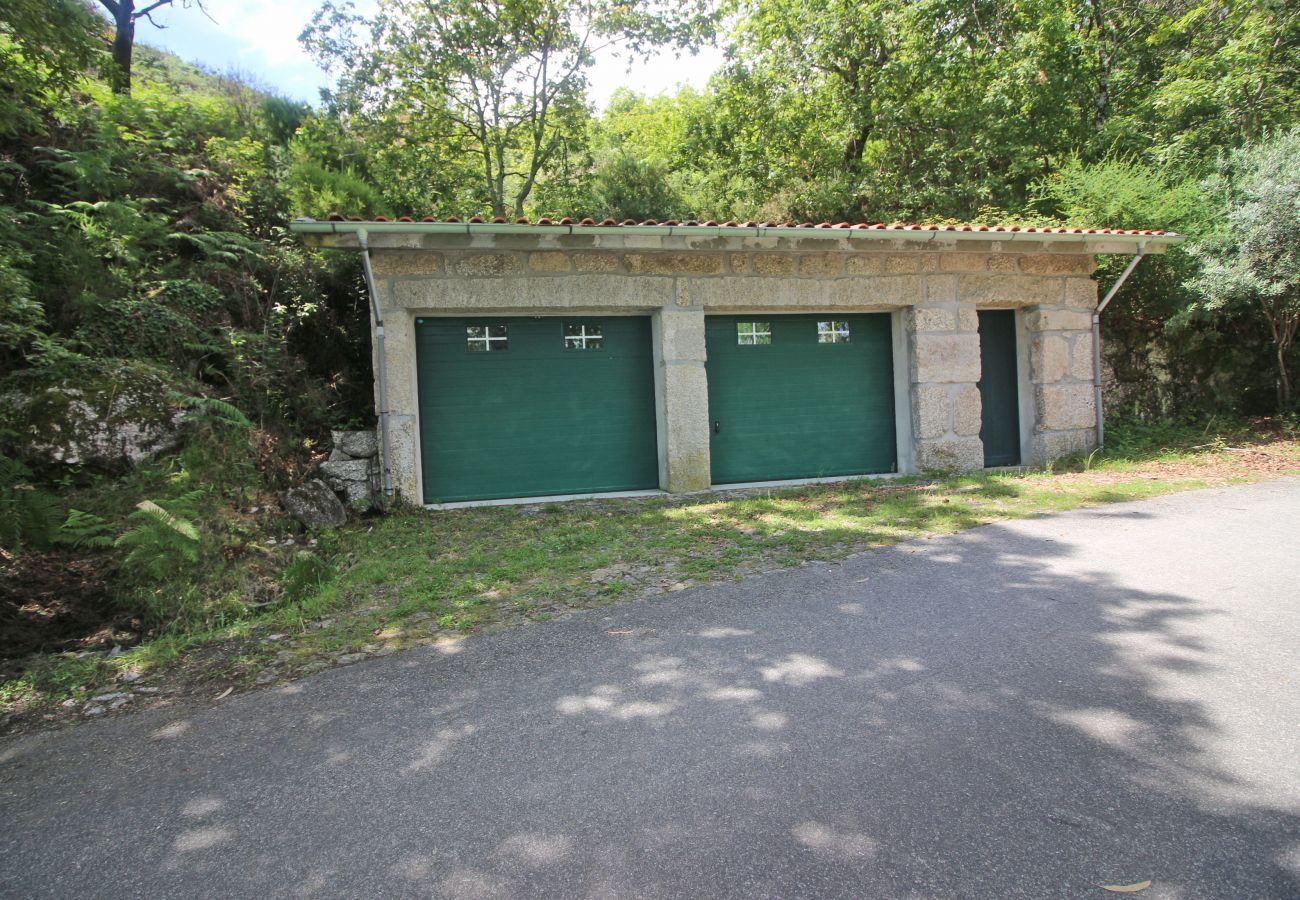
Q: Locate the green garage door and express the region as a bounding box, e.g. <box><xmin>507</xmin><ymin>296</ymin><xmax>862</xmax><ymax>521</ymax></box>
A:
<box><xmin>705</xmin><ymin>314</ymin><xmax>897</xmax><ymax>484</ymax></box>
<box><xmin>415</xmin><ymin>316</ymin><xmax>658</xmax><ymax>503</ymax></box>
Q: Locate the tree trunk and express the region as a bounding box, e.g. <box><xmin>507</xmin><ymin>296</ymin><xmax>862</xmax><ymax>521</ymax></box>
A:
<box><xmin>842</xmin><ymin>122</ymin><xmax>871</xmax><ymax>172</ymax></box>
<box><xmin>109</xmin><ymin>1</ymin><xmax>136</xmax><ymax>95</ymax></box>
<box><xmin>1279</xmin><ymin>344</ymin><xmax>1293</xmax><ymax>411</ymax></box>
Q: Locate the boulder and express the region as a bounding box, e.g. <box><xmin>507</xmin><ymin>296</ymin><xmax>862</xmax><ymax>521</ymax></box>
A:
<box><xmin>281</xmin><ymin>479</ymin><xmax>347</xmax><ymax>531</ymax></box>
<box><xmin>331</xmin><ymin>429</ymin><xmax>378</xmax><ymax>459</ymax></box>
<box><xmin>2</xmin><ymin>361</ymin><xmax>186</xmax><ymax>470</ymax></box>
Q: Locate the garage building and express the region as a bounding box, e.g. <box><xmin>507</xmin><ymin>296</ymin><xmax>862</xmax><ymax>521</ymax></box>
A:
<box><xmin>290</xmin><ymin>217</ymin><xmax>1179</xmax><ymax>506</ymax></box>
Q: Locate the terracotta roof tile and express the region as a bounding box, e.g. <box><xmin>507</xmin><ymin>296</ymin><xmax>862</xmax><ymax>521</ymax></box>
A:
<box><xmin>314</xmin><ymin>212</ymin><xmax>1169</xmax><ymax>237</ymax></box>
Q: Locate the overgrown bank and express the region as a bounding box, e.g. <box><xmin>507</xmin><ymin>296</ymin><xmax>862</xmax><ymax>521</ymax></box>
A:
<box><xmin>3</xmin><ymin>419</ymin><xmax>1297</xmax><ymax>734</ymax></box>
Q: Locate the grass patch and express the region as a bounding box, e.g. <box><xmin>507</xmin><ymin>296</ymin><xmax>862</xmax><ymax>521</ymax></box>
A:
<box><xmin>4</xmin><ymin>417</ymin><xmax>1298</xmax><ymax>729</ymax></box>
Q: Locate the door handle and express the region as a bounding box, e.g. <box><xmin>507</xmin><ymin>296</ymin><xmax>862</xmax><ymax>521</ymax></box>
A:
<box><xmin>714</xmin><ymin>421</ymin><xmax>721</xmax><ymax>434</ymax></box>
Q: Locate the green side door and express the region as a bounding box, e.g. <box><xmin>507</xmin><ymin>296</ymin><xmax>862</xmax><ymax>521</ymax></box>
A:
<box><xmin>705</xmin><ymin>314</ymin><xmax>897</xmax><ymax>484</ymax></box>
<box><xmin>415</xmin><ymin>316</ymin><xmax>659</xmax><ymax>502</ymax></box>
<box><xmin>977</xmin><ymin>309</ymin><xmax>1021</xmax><ymax>467</ymax></box>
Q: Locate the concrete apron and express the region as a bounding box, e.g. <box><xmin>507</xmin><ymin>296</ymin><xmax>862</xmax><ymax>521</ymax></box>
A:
<box><xmin>423</xmin><ymin>473</ymin><xmax>916</xmax><ymax>511</ymax></box>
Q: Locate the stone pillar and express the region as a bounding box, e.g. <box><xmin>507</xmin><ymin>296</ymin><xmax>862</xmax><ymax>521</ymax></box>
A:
<box><xmin>1024</xmin><ymin>300</ymin><xmax>1098</xmax><ymax>464</ymax></box>
<box><xmin>374</xmin><ymin>293</ymin><xmax>423</xmax><ymax>505</ymax></box>
<box><xmin>908</xmin><ymin>276</ymin><xmax>985</xmax><ymax>471</ymax></box>
<box><xmin>652</xmin><ymin>305</ymin><xmax>711</xmax><ymax>492</ymax></box>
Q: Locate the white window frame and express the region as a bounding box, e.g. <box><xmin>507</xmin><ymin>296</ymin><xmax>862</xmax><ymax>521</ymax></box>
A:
<box><xmin>467</xmin><ymin>323</ymin><xmax>508</xmax><ymax>352</ymax></box>
<box><xmin>563</xmin><ymin>323</ymin><xmax>604</xmax><ymax>350</ymax></box>
<box><xmin>737</xmin><ymin>321</ymin><xmax>772</xmax><ymax>346</ymax></box>
<box><xmin>817</xmin><ymin>320</ymin><xmax>851</xmax><ymax>344</ymax></box>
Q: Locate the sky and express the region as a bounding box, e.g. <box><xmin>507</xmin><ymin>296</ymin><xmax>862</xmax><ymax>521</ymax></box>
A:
<box><xmin>129</xmin><ymin>0</ymin><xmax>726</xmax><ymax>109</ymax></box>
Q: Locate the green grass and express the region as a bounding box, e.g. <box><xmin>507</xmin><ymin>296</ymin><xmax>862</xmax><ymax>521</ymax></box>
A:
<box><xmin>4</xmin><ymin>417</ymin><xmax>1298</xmax><ymax>724</ymax></box>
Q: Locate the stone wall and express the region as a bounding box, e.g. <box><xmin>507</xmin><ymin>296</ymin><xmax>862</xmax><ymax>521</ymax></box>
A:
<box><xmin>339</xmin><ymin>229</ymin><xmax>1137</xmax><ymax>503</ymax></box>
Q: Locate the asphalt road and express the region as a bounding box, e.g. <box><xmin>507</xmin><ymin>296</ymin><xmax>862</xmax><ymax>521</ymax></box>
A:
<box><xmin>3</xmin><ymin>479</ymin><xmax>1299</xmax><ymax>899</ymax></box>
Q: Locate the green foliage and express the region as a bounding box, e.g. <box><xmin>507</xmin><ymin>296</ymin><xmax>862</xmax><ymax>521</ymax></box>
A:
<box><xmin>302</xmin><ymin>0</ymin><xmax>718</xmax><ymax>216</ymax></box>
<box><xmin>0</xmin><ymin>0</ymin><xmax>102</xmax><ymax>135</ymax></box>
<box><xmin>115</xmin><ymin>493</ymin><xmax>205</xmax><ymax>585</ymax></box>
<box><xmin>1187</xmin><ymin>129</ymin><xmax>1300</xmax><ymax>409</ymax></box>
<box><xmin>74</xmin><ymin>280</ymin><xmax>226</xmax><ymax>370</ymax></box>
<box><xmin>174</xmin><ymin>394</ymin><xmax>254</xmax><ymax>430</ymax></box>
<box><xmin>1032</xmin><ymin>156</ymin><xmax>1253</xmax><ymax>416</ymax></box>
<box><xmin>0</xmin><ymin>453</ymin><xmax>61</xmax><ymax>550</ymax></box>
<box><xmin>583</xmin><ymin>153</ymin><xmax>688</xmax><ymax>222</ymax></box>
<box><xmin>278</xmin><ymin>551</ymin><xmax>334</xmax><ymax>606</ymax></box>
<box><xmin>57</xmin><ymin>508</ymin><xmax>115</xmax><ymax>549</ymax></box>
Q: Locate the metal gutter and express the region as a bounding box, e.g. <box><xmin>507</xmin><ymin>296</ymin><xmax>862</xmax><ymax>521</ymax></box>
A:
<box><xmin>355</xmin><ymin>229</ymin><xmax>394</xmax><ymax>502</ymax></box>
<box><xmin>1092</xmin><ymin>244</ymin><xmax>1148</xmax><ymax>450</ymax></box>
<box><xmin>289</xmin><ymin>218</ymin><xmax>1183</xmax><ymax>248</ymax></box>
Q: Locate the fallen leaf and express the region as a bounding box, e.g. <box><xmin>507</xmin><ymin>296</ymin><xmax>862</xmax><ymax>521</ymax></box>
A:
<box><xmin>606</xmin><ymin>629</ymin><xmax>633</xmax><ymax>636</ymax></box>
<box><xmin>1100</xmin><ymin>880</ymin><xmax>1152</xmax><ymax>893</ymax></box>
<box><xmin>214</xmin><ymin>687</ymin><xmax>233</xmax><ymax>701</ymax></box>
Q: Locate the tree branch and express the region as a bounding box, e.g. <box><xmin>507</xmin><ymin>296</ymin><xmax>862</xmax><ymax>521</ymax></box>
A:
<box><xmin>134</xmin><ymin>0</ymin><xmax>176</xmax><ymax>20</ymax></box>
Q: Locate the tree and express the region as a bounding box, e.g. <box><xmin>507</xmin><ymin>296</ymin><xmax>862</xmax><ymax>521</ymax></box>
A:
<box><xmin>1</xmin><ymin>0</ymin><xmax>101</xmax><ymax>131</ymax></box>
<box><xmin>1189</xmin><ymin>130</ymin><xmax>1300</xmax><ymax>410</ymax></box>
<box><xmin>303</xmin><ymin>0</ymin><xmax>718</xmax><ymax>218</ymax></box>
<box><xmin>97</xmin><ymin>0</ymin><xmax>210</xmax><ymax>95</ymax></box>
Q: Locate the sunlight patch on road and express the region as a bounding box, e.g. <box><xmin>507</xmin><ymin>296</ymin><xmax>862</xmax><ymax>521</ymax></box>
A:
<box><xmin>761</xmin><ymin>653</ymin><xmax>844</xmax><ymax>685</ymax></box>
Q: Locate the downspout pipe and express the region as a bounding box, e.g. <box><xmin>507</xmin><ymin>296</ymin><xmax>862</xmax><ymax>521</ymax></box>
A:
<box><xmin>1092</xmin><ymin>243</ymin><xmax>1147</xmax><ymax>450</ymax></box>
<box><xmin>356</xmin><ymin>230</ymin><xmax>394</xmax><ymax>502</ymax></box>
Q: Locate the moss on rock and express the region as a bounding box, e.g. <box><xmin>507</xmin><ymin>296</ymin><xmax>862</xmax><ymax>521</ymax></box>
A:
<box><xmin>1</xmin><ymin>359</ymin><xmax>193</xmax><ymax>471</ymax></box>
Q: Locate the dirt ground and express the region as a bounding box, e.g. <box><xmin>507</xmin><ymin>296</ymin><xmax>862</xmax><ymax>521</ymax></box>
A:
<box><xmin>0</xmin><ymin>549</ymin><xmax>139</xmax><ymax>678</ymax></box>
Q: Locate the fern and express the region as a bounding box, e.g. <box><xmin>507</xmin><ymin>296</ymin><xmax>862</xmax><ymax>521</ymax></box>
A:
<box><xmin>57</xmin><ymin>509</ymin><xmax>116</xmax><ymax>549</ymax></box>
<box><xmin>168</xmin><ymin>392</ymin><xmax>253</xmax><ymax>429</ymax></box>
<box><xmin>115</xmin><ymin>496</ymin><xmax>204</xmax><ymax>583</ymax></box>
<box><xmin>0</xmin><ymin>454</ymin><xmax>62</xmax><ymax>551</ymax></box>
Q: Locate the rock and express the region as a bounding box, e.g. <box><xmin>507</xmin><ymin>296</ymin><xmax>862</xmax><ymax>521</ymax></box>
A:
<box><xmin>336</xmin><ymin>653</ymin><xmax>366</xmax><ymax>665</ymax></box>
<box><xmin>590</xmin><ymin>564</ymin><xmax>634</xmax><ymax>584</ymax></box>
<box><xmin>319</xmin><ymin>458</ymin><xmax>379</xmax><ymax>511</ymax></box>
<box><xmin>83</xmin><ymin>705</ymin><xmax>105</xmax><ymax>716</ymax></box>
<box><xmin>133</xmin><ymin>687</ymin><xmax>160</xmax><ymax>694</ymax></box>
<box><xmin>90</xmin><ymin>692</ymin><xmax>128</xmax><ymax>702</ymax></box>
<box><xmin>109</xmin><ymin>697</ymin><xmax>130</xmax><ymax>709</ymax></box>
<box><xmin>331</xmin><ymin>429</ymin><xmax>378</xmax><ymax>459</ymax></box>
<box><xmin>2</xmin><ymin>361</ymin><xmax>187</xmax><ymax>470</ymax></box>
<box><xmin>119</xmin><ymin>671</ymin><xmax>142</xmax><ymax>683</ymax></box>
<box><xmin>281</xmin><ymin>479</ymin><xmax>347</xmax><ymax>531</ymax></box>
